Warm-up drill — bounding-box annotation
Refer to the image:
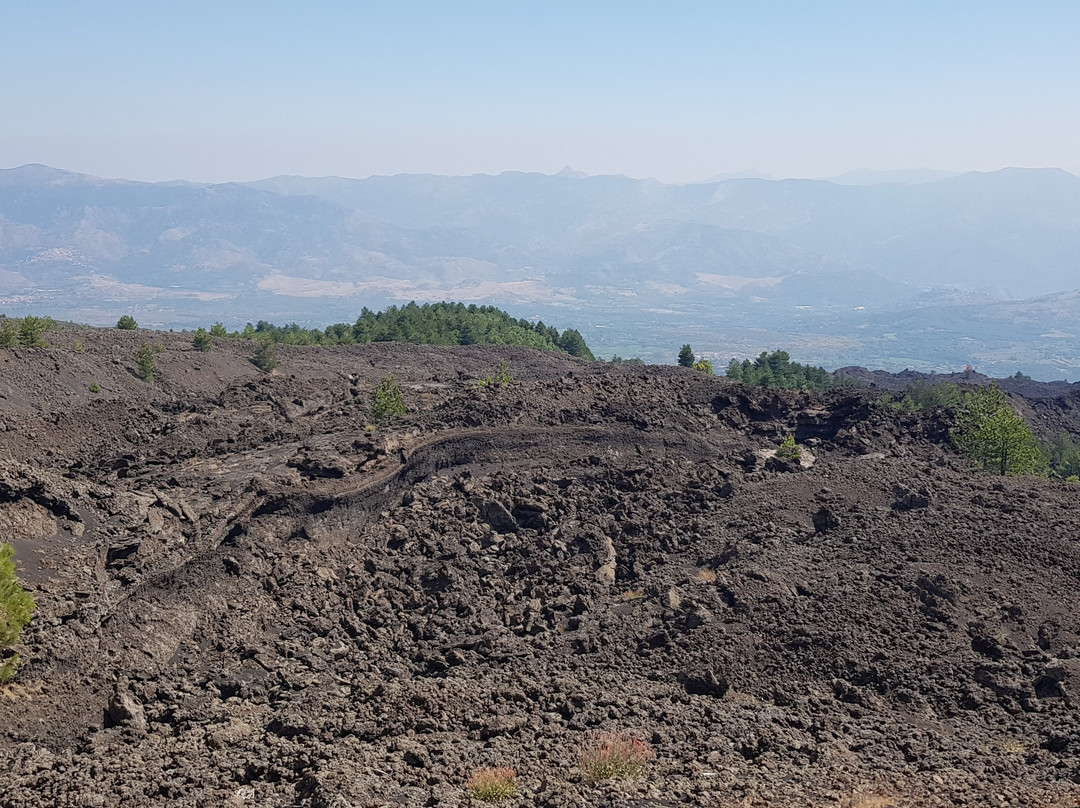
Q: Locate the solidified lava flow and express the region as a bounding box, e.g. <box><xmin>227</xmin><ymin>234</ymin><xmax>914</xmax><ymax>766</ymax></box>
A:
<box><xmin>2</xmin><ymin>328</ymin><xmax>1079</xmax><ymax>807</ymax></box>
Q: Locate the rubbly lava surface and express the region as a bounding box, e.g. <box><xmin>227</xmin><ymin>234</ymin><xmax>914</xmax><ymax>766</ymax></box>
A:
<box><xmin>2</xmin><ymin>328</ymin><xmax>1079</xmax><ymax>807</ymax></box>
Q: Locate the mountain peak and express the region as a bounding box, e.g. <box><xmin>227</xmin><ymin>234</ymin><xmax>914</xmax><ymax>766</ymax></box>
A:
<box><xmin>3</xmin><ymin>163</ymin><xmax>75</xmax><ymax>178</ymax></box>
<box><xmin>0</xmin><ymin>163</ymin><xmax>119</xmax><ymax>188</ymax></box>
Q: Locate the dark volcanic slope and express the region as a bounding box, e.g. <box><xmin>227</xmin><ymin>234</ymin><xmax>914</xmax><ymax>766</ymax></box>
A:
<box><xmin>1</xmin><ymin>329</ymin><xmax>1079</xmax><ymax>807</ymax></box>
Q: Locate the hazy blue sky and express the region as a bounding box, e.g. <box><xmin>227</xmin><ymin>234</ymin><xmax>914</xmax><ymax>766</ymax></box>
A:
<box><xmin>3</xmin><ymin>1</ymin><xmax>1078</xmax><ymax>183</ymax></box>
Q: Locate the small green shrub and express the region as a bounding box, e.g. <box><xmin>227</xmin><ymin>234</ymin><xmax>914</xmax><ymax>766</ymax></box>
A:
<box><xmin>692</xmin><ymin>358</ymin><xmax>714</xmax><ymax>375</ymax></box>
<box><xmin>116</xmin><ymin>315</ymin><xmax>138</xmax><ymax>330</ymax></box>
<box><xmin>0</xmin><ymin>543</ymin><xmax>35</xmax><ymax>684</ymax></box>
<box><xmin>252</xmin><ymin>340</ymin><xmax>278</xmax><ymax>372</ymax></box>
<box><xmin>192</xmin><ymin>327</ymin><xmax>212</xmax><ymax>352</ymax></box>
<box><xmin>73</xmin><ymin>340</ymin><xmax>84</xmax><ymax>353</ymax></box>
<box><xmin>137</xmin><ymin>344</ymin><xmax>155</xmax><ymax>381</ymax></box>
<box><xmin>465</xmin><ymin>767</ymin><xmax>518</xmax><ymax>802</ymax></box>
<box><xmin>475</xmin><ymin>360</ymin><xmax>513</xmax><ymax>388</ymax></box>
<box><xmin>89</xmin><ymin>382</ymin><xmax>101</xmax><ymax>393</ymax></box>
<box><xmin>776</xmin><ymin>433</ymin><xmax>801</xmax><ymax>461</ymax></box>
<box><xmin>371</xmin><ymin>374</ymin><xmax>407</xmax><ymax>421</ymax></box>
<box><xmin>0</xmin><ymin>657</ymin><xmax>17</xmax><ymax>684</ymax></box>
<box><xmin>210</xmin><ymin>322</ymin><xmax>228</xmax><ymax>338</ymax></box>
<box><xmin>579</xmin><ymin>731</ymin><xmax>653</xmax><ymax>782</ymax></box>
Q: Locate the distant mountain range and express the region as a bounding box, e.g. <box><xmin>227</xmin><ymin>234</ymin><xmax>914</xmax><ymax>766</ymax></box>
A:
<box><xmin>823</xmin><ymin>167</ymin><xmax>961</xmax><ymax>185</ymax></box>
<box><xmin>1</xmin><ymin>163</ymin><xmax>1079</xmax><ymax>377</ymax></box>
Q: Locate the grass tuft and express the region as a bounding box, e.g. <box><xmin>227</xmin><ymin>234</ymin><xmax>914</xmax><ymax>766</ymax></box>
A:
<box><xmin>465</xmin><ymin>766</ymin><xmax>518</xmax><ymax>802</ymax></box>
<box><xmin>579</xmin><ymin>730</ymin><xmax>653</xmax><ymax>782</ymax></box>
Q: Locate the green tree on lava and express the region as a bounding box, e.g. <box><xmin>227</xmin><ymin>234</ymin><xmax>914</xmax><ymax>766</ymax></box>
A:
<box><xmin>952</xmin><ymin>384</ymin><xmax>1045</xmax><ymax>476</ymax></box>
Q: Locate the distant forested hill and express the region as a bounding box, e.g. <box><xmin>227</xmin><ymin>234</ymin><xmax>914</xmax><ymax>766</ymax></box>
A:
<box><xmin>237</xmin><ymin>302</ymin><xmax>595</xmax><ymax>359</ymax></box>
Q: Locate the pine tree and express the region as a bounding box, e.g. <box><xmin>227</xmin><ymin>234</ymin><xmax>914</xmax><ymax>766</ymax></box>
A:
<box><xmin>192</xmin><ymin>327</ymin><xmax>212</xmax><ymax>352</ymax></box>
<box><xmin>252</xmin><ymin>341</ymin><xmax>278</xmax><ymax>372</ymax></box>
<box><xmin>137</xmin><ymin>344</ymin><xmax>155</xmax><ymax>381</ymax></box>
<box><xmin>0</xmin><ymin>543</ymin><xmax>35</xmax><ymax>684</ymax></box>
<box><xmin>952</xmin><ymin>384</ymin><xmax>1046</xmax><ymax>476</ymax></box>
<box><xmin>17</xmin><ymin>316</ymin><xmax>54</xmax><ymax>347</ymax></box>
<box><xmin>371</xmin><ymin>375</ymin><xmax>407</xmax><ymax>421</ymax></box>
<box><xmin>0</xmin><ymin>319</ymin><xmax>17</xmax><ymax>347</ymax></box>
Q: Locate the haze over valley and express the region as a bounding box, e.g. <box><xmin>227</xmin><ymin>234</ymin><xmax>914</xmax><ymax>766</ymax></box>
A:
<box><xmin>2</xmin><ymin>163</ymin><xmax>1079</xmax><ymax>378</ymax></box>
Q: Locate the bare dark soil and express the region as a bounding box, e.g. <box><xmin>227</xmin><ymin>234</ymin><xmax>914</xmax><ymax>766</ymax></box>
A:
<box><xmin>2</xmin><ymin>327</ymin><xmax>1080</xmax><ymax>807</ymax></box>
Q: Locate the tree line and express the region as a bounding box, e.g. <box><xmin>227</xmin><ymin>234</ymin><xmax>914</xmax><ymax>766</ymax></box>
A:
<box><xmin>0</xmin><ymin>316</ymin><xmax>55</xmax><ymax>348</ymax></box>
<box><xmin>677</xmin><ymin>346</ymin><xmax>836</xmax><ymax>389</ymax></box>
<box><xmin>724</xmin><ymin>350</ymin><xmax>836</xmax><ymax>391</ymax></box>
<box><xmin>224</xmin><ymin>302</ymin><xmax>594</xmax><ymax>359</ymax></box>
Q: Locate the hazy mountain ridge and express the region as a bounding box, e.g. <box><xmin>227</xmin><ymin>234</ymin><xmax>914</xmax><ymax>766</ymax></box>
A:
<box><xmin>249</xmin><ymin>167</ymin><xmax>1080</xmax><ymax>295</ymax></box>
<box><xmin>1</xmin><ymin>164</ymin><xmax>1079</xmax><ymax>377</ymax></box>
<box><xmin>824</xmin><ymin>167</ymin><xmax>961</xmax><ymax>185</ymax></box>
